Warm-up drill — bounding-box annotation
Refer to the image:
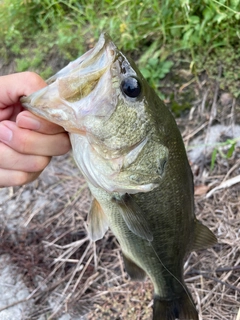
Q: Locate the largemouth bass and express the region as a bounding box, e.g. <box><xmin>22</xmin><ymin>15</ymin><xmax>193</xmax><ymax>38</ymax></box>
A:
<box><xmin>21</xmin><ymin>33</ymin><xmax>217</xmax><ymax>320</ymax></box>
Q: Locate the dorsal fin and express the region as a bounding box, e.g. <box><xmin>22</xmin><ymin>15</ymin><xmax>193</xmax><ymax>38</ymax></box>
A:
<box><xmin>112</xmin><ymin>193</ymin><xmax>153</xmax><ymax>242</ymax></box>
<box><xmin>87</xmin><ymin>198</ymin><xmax>109</xmax><ymax>241</ymax></box>
<box><xmin>191</xmin><ymin>219</ymin><xmax>217</xmax><ymax>251</ymax></box>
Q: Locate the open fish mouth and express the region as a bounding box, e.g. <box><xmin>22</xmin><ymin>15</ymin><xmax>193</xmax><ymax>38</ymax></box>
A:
<box><xmin>21</xmin><ymin>33</ymin><xmax>116</xmax><ymax>133</ymax></box>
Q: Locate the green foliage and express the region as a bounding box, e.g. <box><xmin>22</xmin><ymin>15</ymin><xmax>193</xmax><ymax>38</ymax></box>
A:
<box><xmin>138</xmin><ymin>42</ymin><xmax>174</xmax><ymax>90</ymax></box>
<box><xmin>210</xmin><ymin>137</ymin><xmax>239</xmax><ymax>170</ymax></box>
<box><xmin>0</xmin><ymin>0</ymin><xmax>239</xmax><ymax>99</ymax></box>
<box><xmin>201</xmin><ymin>46</ymin><xmax>240</xmax><ymax>98</ymax></box>
<box><xmin>170</xmin><ymin>100</ymin><xmax>192</xmax><ymax>117</ymax></box>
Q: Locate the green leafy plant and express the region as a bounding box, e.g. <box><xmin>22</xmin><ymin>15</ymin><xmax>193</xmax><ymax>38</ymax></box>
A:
<box><xmin>138</xmin><ymin>42</ymin><xmax>174</xmax><ymax>91</ymax></box>
<box><xmin>210</xmin><ymin>137</ymin><xmax>240</xmax><ymax>171</ymax></box>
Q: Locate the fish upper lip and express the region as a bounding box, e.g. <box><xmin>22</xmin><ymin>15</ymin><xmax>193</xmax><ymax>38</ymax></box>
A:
<box><xmin>20</xmin><ymin>33</ymin><xmax>117</xmax><ymax>130</ymax></box>
<box><xmin>47</xmin><ymin>33</ymin><xmax>116</xmax><ymax>84</ymax></box>
<box><xmin>80</xmin><ymin>33</ymin><xmax>116</xmax><ymax>69</ymax></box>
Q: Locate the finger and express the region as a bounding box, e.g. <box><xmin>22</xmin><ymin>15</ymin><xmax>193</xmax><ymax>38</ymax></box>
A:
<box><xmin>0</xmin><ymin>103</ymin><xmax>23</xmax><ymax>122</ymax></box>
<box><xmin>0</xmin><ymin>72</ymin><xmax>47</xmax><ymax>108</ymax></box>
<box><xmin>0</xmin><ymin>106</ymin><xmax>14</xmax><ymax>121</ymax></box>
<box><xmin>0</xmin><ymin>121</ymin><xmax>71</xmax><ymax>156</ymax></box>
<box><xmin>16</xmin><ymin>110</ymin><xmax>66</xmax><ymax>134</ymax></box>
<box><xmin>0</xmin><ymin>168</ymin><xmax>40</xmax><ymax>187</ymax></box>
<box><xmin>0</xmin><ymin>142</ymin><xmax>51</xmax><ymax>172</ymax></box>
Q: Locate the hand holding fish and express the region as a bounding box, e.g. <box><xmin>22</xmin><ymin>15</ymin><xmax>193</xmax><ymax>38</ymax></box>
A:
<box><xmin>0</xmin><ymin>72</ymin><xmax>71</xmax><ymax>187</ymax></box>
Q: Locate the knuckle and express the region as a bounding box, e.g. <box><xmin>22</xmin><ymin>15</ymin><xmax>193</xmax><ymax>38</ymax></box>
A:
<box><xmin>17</xmin><ymin>132</ymin><xmax>30</xmax><ymax>154</ymax></box>
<box><xmin>14</xmin><ymin>171</ymin><xmax>30</xmax><ymax>186</ymax></box>
<box><xmin>31</xmin><ymin>156</ymin><xmax>51</xmax><ymax>172</ymax></box>
<box><xmin>14</xmin><ymin>171</ymin><xmax>40</xmax><ymax>186</ymax></box>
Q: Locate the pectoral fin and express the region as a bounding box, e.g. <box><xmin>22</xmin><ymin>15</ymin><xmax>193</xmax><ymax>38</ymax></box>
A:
<box><xmin>122</xmin><ymin>252</ymin><xmax>146</xmax><ymax>281</ymax></box>
<box><xmin>191</xmin><ymin>219</ymin><xmax>217</xmax><ymax>251</ymax></box>
<box><xmin>87</xmin><ymin>198</ymin><xmax>109</xmax><ymax>241</ymax></box>
<box><xmin>112</xmin><ymin>193</ymin><xmax>153</xmax><ymax>242</ymax></box>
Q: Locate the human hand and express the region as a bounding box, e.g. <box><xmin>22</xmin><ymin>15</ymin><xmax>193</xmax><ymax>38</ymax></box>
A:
<box><xmin>0</xmin><ymin>72</ymin><xmax>71</xmax><ymax>187</ymax></box>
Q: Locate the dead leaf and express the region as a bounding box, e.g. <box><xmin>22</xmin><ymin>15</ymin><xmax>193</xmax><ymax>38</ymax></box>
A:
<box><xmin>194</xmin><ymin>184</ymin><xmax>210</xmax><ymax>196</ymax></box>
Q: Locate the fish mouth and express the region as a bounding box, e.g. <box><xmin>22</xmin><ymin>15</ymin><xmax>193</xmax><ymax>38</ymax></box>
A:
<box><xmin>20</xmin><ymin>33</ymin><xmax>116</xmax><ymax>133</ymax></box>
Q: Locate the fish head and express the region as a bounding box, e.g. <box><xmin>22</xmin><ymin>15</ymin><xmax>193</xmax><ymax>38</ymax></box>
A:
<box><xmin>21</xmin><ymin>33</ymin><xmax>169</xmax><ymax>193</ymax></box>
<box><xmin>21</xmin><ymin>33</ymin><xmax>152</xmax><ymax>141</ymax></box>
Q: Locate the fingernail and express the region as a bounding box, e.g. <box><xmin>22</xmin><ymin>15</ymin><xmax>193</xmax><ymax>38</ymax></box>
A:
<box><xmin>0</xmin><ymin>124</ymin><xmax>13</xmax><ymax>142</ymax></box>
<box><xmin>17</xmin><ymin>115</ymin><xmax>41</xmax><ymax>130</ymax></box>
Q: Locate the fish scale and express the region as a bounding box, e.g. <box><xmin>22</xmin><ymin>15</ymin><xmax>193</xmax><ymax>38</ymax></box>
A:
<box><xmin>21</xmin><ymin>33</ymin><xmax>217</xmax><ymax>320</ymax></box>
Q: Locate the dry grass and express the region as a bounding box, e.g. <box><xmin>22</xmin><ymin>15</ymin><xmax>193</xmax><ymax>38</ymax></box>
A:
<box><xmin>0</xmin><ymin>84</ymin><xmax>239</xmax><ymax>320</ymax></box>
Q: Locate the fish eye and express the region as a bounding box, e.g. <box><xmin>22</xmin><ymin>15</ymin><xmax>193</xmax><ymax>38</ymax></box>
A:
<box><xmin>121</xmin><ymin>77</ymin><xmax>141</xmax><ymax>98</ymax></box>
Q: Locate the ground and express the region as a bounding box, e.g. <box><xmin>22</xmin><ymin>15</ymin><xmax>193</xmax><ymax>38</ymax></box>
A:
<box><xmin>0</xmin><ymin>56</ymin><xmax>239</xmax><ymax>320</ymax></box>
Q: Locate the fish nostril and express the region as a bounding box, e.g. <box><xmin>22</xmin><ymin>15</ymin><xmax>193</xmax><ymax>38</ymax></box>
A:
<box><xmin>109</xmin><ymin>49</ymin><xmax>115</xmax><ymax>56</ymax></box>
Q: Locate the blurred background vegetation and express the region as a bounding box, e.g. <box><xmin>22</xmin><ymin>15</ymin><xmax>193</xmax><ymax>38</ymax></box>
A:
<box><xmin>0</xmin><ymin>0</ymin><xmax>239</xmax><ymax>104</ymax></box>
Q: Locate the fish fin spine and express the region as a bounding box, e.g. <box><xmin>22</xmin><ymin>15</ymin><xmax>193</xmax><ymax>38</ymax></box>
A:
<box><xmin>87</xmin><ymin>198</ymin><xmax>109</xmax><ymax>241</ymax></box>
<box><xmin>153</xmin><ymin>290</ymin><xmax>199</xmax><ymax>320</ymax></box>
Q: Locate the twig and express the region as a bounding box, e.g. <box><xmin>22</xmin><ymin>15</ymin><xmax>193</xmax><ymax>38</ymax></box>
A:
<box><xmin>198</xmin><ymin>66</ymin><xmax>221</xmax><ymax>175</ymax></box>
<box><xmin>215</xmin><ymin>265</ymin><xmax>240</xmax><ymax>273</ymax></box>
<box><xmin>203</xmin><ymin>274</ymin><xmax>240</xmax><ymax>293</ymax></box>
<box><xmin>186</xmin><ymin>269</ymin><xmax>240</xmax><ymax>293</ymax></box>
<box><xmin>184</xmin><ymin>121</ymin><xmax>208</xmax><ymax>148</ymax></box>
<box><xmin>209</xmin><ymin>78</ymin><xmax>219</xmax><ymax>126</ymax></box>
<box><xmin>200</xmin><ymin>88</ymin><xmax>209</xmax><ymax>115</ymax></box>
<box><xmin>0</xmin><ymin>298</ymin><xmax>31</xmax><ymax>313</ymax></box>
<box><xmin>206</xmin><ymin>175</ymin><xmax>240</xmax><ymax>198</ymax></box>
<box><xmin>222</xmin><ymin>158</ymin><xmax>240</xmax><ymax>182</ymax></box>
<box><xmin>179</xmin><ymin>77</ymin><xmax>195</xmax><ymax>92</ymax></box>
<box><xmin>237</xmin><ymin>306</ymin><xmax>240</xmax><ymax>320</ymax></box>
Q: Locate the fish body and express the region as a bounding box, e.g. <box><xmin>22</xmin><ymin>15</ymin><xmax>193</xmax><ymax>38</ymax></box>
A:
<box><xmin>21</xmin><ymin>34</ymin><xmax>217</xmax><ymax>320</ymax></box>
